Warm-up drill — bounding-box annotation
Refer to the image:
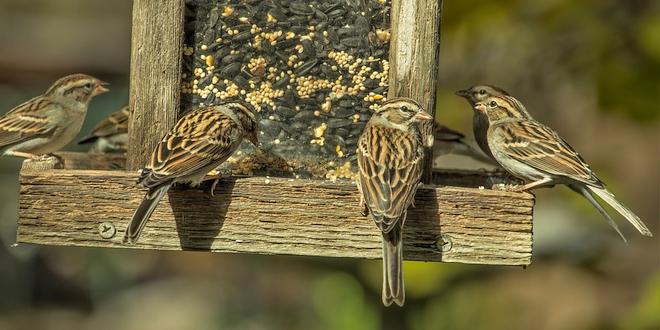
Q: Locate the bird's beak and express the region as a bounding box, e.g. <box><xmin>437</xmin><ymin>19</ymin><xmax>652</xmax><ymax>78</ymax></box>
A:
<box><xmin>474</xmin><ymin>103</ymin><xmax>487</xmax><ymax>113</ymax></box>
<box><xmin>455</xmin><ymin>89</ymin><xmax>469</xmax><ymax>98</ymax></box>
<box><xmin>413</xmin><ymin>111</ymin><xmax>433</xmax><ymax>121</ymax></box>
<box><xmin>94</xmin><ymin>81</ymin><xmax>110</xmax><ymax>95</ymax></box>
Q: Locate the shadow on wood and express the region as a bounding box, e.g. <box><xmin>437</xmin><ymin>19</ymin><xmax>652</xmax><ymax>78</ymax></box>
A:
<box><xmin>171</xmin><ymin>180</ymin><xmax>236</xmax><ymax>250</ymax></box>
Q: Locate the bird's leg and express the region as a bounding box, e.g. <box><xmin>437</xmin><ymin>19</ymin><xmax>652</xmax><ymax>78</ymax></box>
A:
<box><xmin>203</xmin><ymin>169</ymin><xmax>224</xmax><ymax>197</ymax></box>
<box><xmin>360</xmin><ymin>196</ymin><xmax>369</xmax><ymax>216</ymax></box>
<box><xmin>515</xmin><ymin>177</ymin><xmax>553</xmax><ymax>192</ymax></box>
<box><xmin>356</xmin><ymin>178</ymin><xmax>369</xmax><ymax>216</ymax></box>
<box><xmin>5</xmin><ymin>151</ymin><xmax>40</xmax><ymax>160</ymax></box>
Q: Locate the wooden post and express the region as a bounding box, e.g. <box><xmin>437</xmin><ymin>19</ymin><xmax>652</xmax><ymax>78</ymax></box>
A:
<box><xmin>127</xmin><ymin>0</ymin><xmax>185</xmax><ymax>170</ymax></box>
<box><xmin>388</xmin><ymin>0</ymin><xmax>443</xmax><ymax>183</ymax></box>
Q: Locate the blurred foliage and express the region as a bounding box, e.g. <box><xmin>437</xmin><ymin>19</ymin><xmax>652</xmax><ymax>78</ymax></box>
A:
<box><xmin>0</xmin><ymin>0</ymin><xmax>658</xmax><ymax>330</ymax></box>
<box><xmin>439</xmin><ymin>0</ymin><xmax>660</xmax><ymax>122</ymax></box>
<box><xmin>312</xmin><ymin>272</ymin><xmax>380</xmax><ymax>330</ymax></box>
<box><xmin>619</xmin><ymin>272</ymin><xmax>660</xmax><ymax>330</ymax></box>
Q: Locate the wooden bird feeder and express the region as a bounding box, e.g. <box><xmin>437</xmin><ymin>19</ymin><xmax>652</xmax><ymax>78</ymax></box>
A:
<box><xmin>16</xmin><ymin>0</ymin><xmax>534</xmax><ymax>266</ymax></box>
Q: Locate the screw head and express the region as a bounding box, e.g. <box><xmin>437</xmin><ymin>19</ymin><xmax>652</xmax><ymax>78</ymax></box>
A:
<box><xmin>436</xmin><ymin>234</ymin><xmax>452</xmax><ymax>253</ymax></box>
<box><xmin>98</xmin><ymin>222</ymin><xmax>116</xmax><ymax>239</ymax></box>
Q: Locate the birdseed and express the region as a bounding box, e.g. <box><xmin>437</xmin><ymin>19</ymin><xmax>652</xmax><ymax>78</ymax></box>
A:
<box><xmin>182</xmin><ymin>0</ymin><xmax>391</xmax><ymax>179</ymax></box>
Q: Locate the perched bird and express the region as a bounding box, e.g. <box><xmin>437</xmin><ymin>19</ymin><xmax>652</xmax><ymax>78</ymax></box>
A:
<box><xmin>474</xmin><ymin>95</ymin><xmax>653</xmax><ymax>242</ymax></box>
<box><xmin>433</xmin><ymin>124</ymin><xmax>496</xmax><ymax>165</ymax></box>
<box><xmin>78</xmin><ymin>105</ymin><xmax>129</xmax><ymax>153</ymax></box>
<box><xmin>124</xmin><ymin>102</ymin><xmax>259</xmax><ymax>244</ymax></box>
<box><xmin>455</xmin><ymin>85</ymin><xmax>532</xmax><ymax>160</ymax></box>
<box><xmin>0</xmin><ymin>74</ymin><xmax>109</xmax><ymax>159</ymax></box>
<box><xmin>356</xmin><ymin>97</ymin><xmax>432</xmax><ymax>306</ymax></box>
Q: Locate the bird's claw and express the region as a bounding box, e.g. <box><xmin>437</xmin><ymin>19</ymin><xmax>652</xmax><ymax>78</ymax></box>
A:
<box><xmin>360</xmin><ymin>205</ymin><xmax>369</xmax><ymax>217</ymax></box>
<box><xmin>209</xmin><ymin>178</ymin><xmax>220</xmax><ymax>197</ymax></box>
<box><xmin>204</xmin><ymin>169</ymin><xmax>224</xmax><ymax>197</ymax></box>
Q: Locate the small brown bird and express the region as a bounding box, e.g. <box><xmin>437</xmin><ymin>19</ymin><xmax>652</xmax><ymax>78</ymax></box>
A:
<box><xmin>475</xmin><ymin>95</ymin><xmax>653</xmax><ymax>242</ymax></box>
<box><xmin>78</xmin><ymin>105</ymin><xmax>129</xmax><ymax>153</ymax></box>
<box><xmin>124</xmin><ymin>102</ymin><xmax>258</xmax><ymax>244</ymax></box>
<box><xmin>357</xmin><ymin>97</ymin><xmax>432</xmax><ymax>306</ymax></box>
<box><xmin>0</xmin><ymin>74</ymin><xmax>109</xmax><ymax>159</ymax></box>
<box><xmin>455</xmin><ymin>85</ymin><xmax>532</xmax><ymax>160</ymax></box>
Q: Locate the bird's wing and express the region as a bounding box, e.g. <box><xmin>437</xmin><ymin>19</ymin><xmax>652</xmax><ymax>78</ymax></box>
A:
<box><xmin>139</xmin><ymin>108</ymin><xmax>240</xmax><ymax>188</ymax></box>
<box><xmin>0</xmin><ymin>97</ymin><xmax>57</xmax><ymax>148</ymax></box>
<box><xmin>80</xmin><ymin>106</ymin><xmax>129</xmax><ymax>143</ymax></box>
<box><xmin>357</xmin><ymin>125</ymin><xmax>424</xmax><ymax>233</ymax></box>
<box><xmin>495</xmin><ymin>120</ymin><xmax>601</xmax><ymax>186</ymax></box>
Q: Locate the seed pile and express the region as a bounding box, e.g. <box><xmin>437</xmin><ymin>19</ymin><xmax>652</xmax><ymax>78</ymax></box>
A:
<box><xmin>182</xmin><ymin>0</ymin><xmax>391</xmax><ymax>180</ymax></box>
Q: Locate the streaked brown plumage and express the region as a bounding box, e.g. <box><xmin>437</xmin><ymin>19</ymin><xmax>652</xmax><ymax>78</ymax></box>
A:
<box><xmin>124</xmin><ymin>101</ymin><xmax>258</xmax><ymax>244</ymax></box>
<box><xmin>476</xmin><ymin>95</ymin><xmax>653</xmax><ymax>241</ymax></box>
<box><xmin>357</xmin><ymin>97</ymin><xmax>432</xmax><ymax>306</ymax></box>
<box><xmin>455</xmin><ymin>85</ymin><xmax>531</xmax><ymax>160</ymax></box>
<box><xmin>0</xmin><ymin>74</ymin><xmax>109</xmax><ymax>158</ymax></box>
<box><xmin>78</xmin><ymin>105</ymin><xmax>129</xmax><ymax>153</ymax></box>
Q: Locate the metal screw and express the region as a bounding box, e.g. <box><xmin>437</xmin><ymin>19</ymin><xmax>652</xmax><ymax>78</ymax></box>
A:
<box><xmin>436</xmin><ymin>234</ymin><xmax>452</xmax><ymax>253</ymax></box>
<box><xmin>98</xmin><ymin>222</ymin><xmax>116</xmax><ymax>239</ymax></box>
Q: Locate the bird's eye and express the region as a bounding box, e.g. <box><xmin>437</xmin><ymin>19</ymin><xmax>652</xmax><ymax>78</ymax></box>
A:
<box><xmin>400</xmin><ymin>105</ymin><xmax>409</xmax><ymax>112</ymax></box>
<box><xmin>479</xmin><ymin>89</ymin><xmax>487</xmax><ymax>95</ymax></box>
<box><xmin>489</xmin><ymin>101</ymin><xmax>497</xmax><ymax>108</ymax></box>
<box><xmin>84</xmin><ymin>83</ymin><xmax>94</xmax><ymax>89</ymax></box>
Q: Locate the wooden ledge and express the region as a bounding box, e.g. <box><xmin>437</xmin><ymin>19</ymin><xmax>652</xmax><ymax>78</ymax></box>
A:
<box><xmin>17</xmin><ymin>154</ymin><xmax>534</xmax><ymax>266</ymax></box>
<box><xmin>20</xmin><ymin>151</ymin><xmax>126</xmax><ymax>171</ymax></box>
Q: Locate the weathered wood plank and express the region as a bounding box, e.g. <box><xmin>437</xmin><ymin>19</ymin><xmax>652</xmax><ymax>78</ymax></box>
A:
<box><xmin>388</xmin><ymin>0</ymin><xmax>444</xmax><ymax>183</ymax></box>
<box><xmin>17</xmin><ymin>169</ymin><xmax>534</xmax><ymax>265</ymax></box>
<box><xmin>128</xmin><ymin>0</ymin><xmax>185</xmax><ymax>170</ymax></box>
<box><xmin>20</xmin><ymin>152</ymin><xmax>126</xmax><ymax>171</ymax></box>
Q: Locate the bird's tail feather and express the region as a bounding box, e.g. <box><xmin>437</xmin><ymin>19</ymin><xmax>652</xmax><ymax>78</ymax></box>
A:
<box><xmin>123</xmin><ymin>183</ymin><xmax>172</xmax><ymax>244</ymax></box>
<box><xmin>382</xmin><ymin>229</ymin><xmax>404</xmax><ymax>307</ymax></box>
<box><xmin>586</xmin><ymin>185</ymin><xmax>653</xmax><ymax>237</ymax></box>
<box><xmin>571</xmin><ymin>185</ymin><xmax>627</xmax><ymax>243</ymax></box>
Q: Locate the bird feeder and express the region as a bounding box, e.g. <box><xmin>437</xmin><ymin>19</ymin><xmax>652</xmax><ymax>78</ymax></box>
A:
<box><xmin>16</xmin><ymin>0</ymin><xmax>534</xmax><ymax>266</ymax></box>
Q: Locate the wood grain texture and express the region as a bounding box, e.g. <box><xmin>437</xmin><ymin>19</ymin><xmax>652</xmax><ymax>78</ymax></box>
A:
<box><xmin>20</xmin><ymin>152</ymin><xmax>126</xmax><ymax>171</ymax></box>
<box><xmin>128</xmin><ymin>0</ymin><xmax>185</xmax><ymax>170</ymax></box>
<box><xmin>388</xmin><ymin>0</ymin><xmax>443</xmax><ymax>183</ymax></box>
<box><xmin>18</xmin><ymin>169</ymin><xmax>534</xmax><ymax>265</ymax></box>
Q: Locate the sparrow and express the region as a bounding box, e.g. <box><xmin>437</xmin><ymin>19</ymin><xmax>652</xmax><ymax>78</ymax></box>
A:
<box><xmin>455</xmin><ymin>85</ymin><xmax>532</xmax><ymax>160</ymax></box>
<box><xmin>356</xmin><ymin>97</ymin><xmax>432</xmax><ymax>306</ymax></box>
<box><xmin>123</xmin><ymin>101</ymin><xmax>259</xmax><ymax>244</ymax></box>
<box><xmin>474</xmin><ymin>95</ymin><xmax>653</xmax><ymax>242</ymax></box>
<box><xmin>78</xmin><ymin>105</ymin><xmax>129</xmax><ymax>153</ymax></box>
<box><xmin>0</xmin><ymin>74</ymin><xmax>109</xmax><ymax>159</ymax></box>
<box><xmin>433</xmin><ymin>124</ymin><xmax>497</xmax><ymax>165</ymax></box>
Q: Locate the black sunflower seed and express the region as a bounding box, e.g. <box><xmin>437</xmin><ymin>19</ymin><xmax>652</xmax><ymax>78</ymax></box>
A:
<box><xmin>341</xmin><ymin>37</ymin><xmax>364</xmax><ymax>48</ymax></box>
<box><xmin>327</xmin><ymin>118</ymin><xmax>352</xmax><ymax>128</ymax></box>
<box><xmin>294</xmin><ymin>59</ymin><xmax>318</xmax><ymax>75</ymax></box>
<box><xmin>289</xmin><ymin>2</ymin><xmax>314</xmax><ymax>16</ymax></box>
<box><xmin>221</xmin><ymin>54</ymin><xmax>242</xmax><ymax>64</ymax></box>
<box><xmin>219</xmin><ymin>62</ymin><xmax>241</xmax><ymax>78</ymax></box>
<box><xmin>273</xmin><ymin>75</ymin><xmax>290</xmax><ymax>88</ymax></box>
<box><xmin>232</xmin><ymin>30</ymin><xmax>252</xmax><ymax>42</ymax></box>
<box><xmin>277</xmin><ymin>106</ymin><xmax>296</xmax><ymax>117</ymax></box>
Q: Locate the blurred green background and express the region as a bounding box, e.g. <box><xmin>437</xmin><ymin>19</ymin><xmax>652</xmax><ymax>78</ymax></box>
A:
<box><xmin>0</xmin><ymin>1</ymin><xmax>658</xmax><ymax>329</ymax></box>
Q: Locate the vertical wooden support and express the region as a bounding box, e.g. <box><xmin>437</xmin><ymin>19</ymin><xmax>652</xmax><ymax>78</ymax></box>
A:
<box><xmin>388</xmin><ymin>0</ymin><xmax>443</xmax><ymax>183</ymax></box>
<box><xmin>128</xmin><ymin>0</ymin><xmax>185</xmax><ymax>170</ymax></box>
